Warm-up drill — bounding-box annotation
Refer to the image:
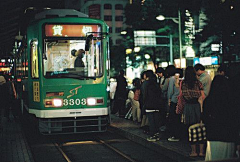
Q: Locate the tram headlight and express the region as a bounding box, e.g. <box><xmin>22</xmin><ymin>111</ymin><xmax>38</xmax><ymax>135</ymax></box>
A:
<box><xmin>87</xmin><ymin>98</ymin><xmax>96</xmax><ymax>105</ymax></box>
<box><xmin>45</xmin><ymin>98</ymin><xmax>63</xmax><ymax>107</ymax></box>
<box><xmin>53</xmin><ymin>99</ymin><xmax>63</xmax><ymax>107</ymax></box>
<box><xmin>87</xmin><ymin>97</ymin><xmax>104</xmax><ymax>106</ymax></box>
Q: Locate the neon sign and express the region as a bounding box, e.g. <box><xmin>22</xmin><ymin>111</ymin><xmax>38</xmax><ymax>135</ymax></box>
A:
<box><xmin>45</xmin><ymin>24</ymin><xmax>100</xmax><ymax>37</ymax></box>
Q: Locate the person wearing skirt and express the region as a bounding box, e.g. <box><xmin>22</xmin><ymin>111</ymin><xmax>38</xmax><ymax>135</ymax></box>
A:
<box><xmin>179</xmin><ymin>66</ymin><xmax>205</xmax><ymax>157</ymax></box>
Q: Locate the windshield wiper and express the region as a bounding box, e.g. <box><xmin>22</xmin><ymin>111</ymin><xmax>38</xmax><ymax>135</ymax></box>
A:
<box><xmin>46</xmin><ymin>72</ymin><xmax>96</xmax><ymax>80</ymax></box>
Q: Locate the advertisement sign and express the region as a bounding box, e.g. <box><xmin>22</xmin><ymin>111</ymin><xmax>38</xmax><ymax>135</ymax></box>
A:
<box><xmin>193</xmin><ymin>56</ymin><xmax>218</xmax><ymax>65</ymax></box>
<box><xmin>211</xmin><ymin>56</ymin><xmax>218</xmax><ymax>65</ymax></box>
<box><xmin>193</xmin><ymin>58</ymin><xmax>200</xmax><ymax>65</ymax></box>
<box><xmin>134</xmin><ymin>30</ymin><xmax>156</xmax><ymax>46</ymax></box>
<box><xmin>199</xmin><ymin>57</ymin><xmax>212</xmax><ymax>66</ymax></box>
<box><xmin>45</xmin><ymin>24</ymin><xmax>100</xmax><ymax>37</ymax></box>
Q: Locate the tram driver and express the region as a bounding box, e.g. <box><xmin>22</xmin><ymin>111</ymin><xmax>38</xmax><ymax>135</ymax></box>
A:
<box><xmin>71</xmin><ymin>49</ymin><xmax>85</xmax><ymax>68</ymax></box>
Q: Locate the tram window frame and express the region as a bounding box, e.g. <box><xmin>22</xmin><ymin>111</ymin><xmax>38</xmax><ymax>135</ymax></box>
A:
<box><xmin>43</xmin><ymin>37</ymin><xmax>105</xmax><ymax>78</ymax></box>
<box><xmin>30</xmin><ymin>39</ymin><xmax>39</xmax><ymax>78</ymax></box>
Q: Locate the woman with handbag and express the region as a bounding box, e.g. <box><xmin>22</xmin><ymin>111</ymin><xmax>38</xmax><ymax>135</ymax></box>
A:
<box><xmin>203</xmin><ymin>75</ymin><xmax>239</xmax><ymax>161</ymax></box>
<box><xmin>177</xmin><ymin>66</ymin><xmax>205</xmax><ymax>157</ymax></box>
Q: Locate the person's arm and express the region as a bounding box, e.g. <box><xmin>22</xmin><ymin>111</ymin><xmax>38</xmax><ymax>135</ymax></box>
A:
<box><xmin>205</xmin><ymin>75</ymin><xmax>212</xmax><ymax>97</ymax></box>
<box><xmin>167</xmin><ymin>77</ymin><xmax>174</xmax><ymax>104</ymax></box>
<box><xmin>201</xmin><ymin>90</ymin><xmax>205</xmax><ymax>101</ymax></box>
<box><xmin>162</xmin><ymin>78</ymin><xmax>169</xmax><ymax>92</ymax></box>
<box><xmin>201</xmin><ymin>74</ymin><xmax>211</xmax><ymax>97</ymax></box>
<box><xmin>12</xmin><ymin>82</ymin><xmax>17</xmax><ymax>99</ymax></box>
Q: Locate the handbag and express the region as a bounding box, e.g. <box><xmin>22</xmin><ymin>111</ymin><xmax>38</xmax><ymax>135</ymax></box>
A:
<box><xmin>176</xmin><ymin>81</ymin><xmax>185</xmax><ymax>114</ymax></box>
<box><xmin>188</xmin><ymin>121</ymin><xmax>206</xmax><ymax>142</ymax></box>
<box><xmin>188</xmin><ymin>98</ymin><xmax>206</xmax><ymax>142</ymax></box>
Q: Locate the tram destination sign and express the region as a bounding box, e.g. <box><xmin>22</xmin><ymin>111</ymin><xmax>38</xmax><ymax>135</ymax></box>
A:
<box><xmin>45</xmin><ymin>24</ymin><xmax>100</xmax><ymax>37</ymax></box>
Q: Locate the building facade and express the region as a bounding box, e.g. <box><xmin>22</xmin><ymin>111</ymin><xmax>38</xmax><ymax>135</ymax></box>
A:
<box><xmin>65</xmin><ymin>0</ymin><xmax>129</xmax><ymax>46</ymax></box>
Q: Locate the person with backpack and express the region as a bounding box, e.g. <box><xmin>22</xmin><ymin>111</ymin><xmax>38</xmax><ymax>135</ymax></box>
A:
<box><xmin>142</xmin><ymin>70</ymin><xmax>164</xmax><ymax>142</ymax></box>
<box><xmin>127</xmin><ymin>78</ymin><xmax>141</xmax><ymax>123</ymax></box>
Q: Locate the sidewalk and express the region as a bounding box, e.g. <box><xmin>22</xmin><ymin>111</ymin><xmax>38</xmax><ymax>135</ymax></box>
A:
<box><xmin>109</xmin><ymin>114</ymin><xmax>205</xmax><ymax>162</ymax></box>
<box><xmin>0</xmin><ymin>116</ymin><xmax>34</xmax><ymax>162</ymax></box>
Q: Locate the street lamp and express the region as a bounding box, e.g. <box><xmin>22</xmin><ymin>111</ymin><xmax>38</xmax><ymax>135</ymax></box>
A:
<box><xmin>156</xmin><ymin>9</ymin><xmax>183</xmax><ymax>68</ymax></box>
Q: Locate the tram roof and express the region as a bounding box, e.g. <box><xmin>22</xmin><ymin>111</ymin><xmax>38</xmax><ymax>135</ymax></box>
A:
<box><xmin>35</xmin><ymin>9</ymin><xmax>88</xmax><ymax>20</ymax></box>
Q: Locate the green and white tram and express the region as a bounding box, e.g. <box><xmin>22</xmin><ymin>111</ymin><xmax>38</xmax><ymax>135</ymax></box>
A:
<box><xmin>15</xmin><ymin>9</ymin><xmax>110</xmax><ymax>134</ymax></box>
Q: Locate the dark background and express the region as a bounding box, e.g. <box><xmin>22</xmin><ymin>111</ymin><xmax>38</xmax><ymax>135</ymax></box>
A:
<box><xmin>0</xmin><ymin>0</ymin><xmax>64</xmax><ymax>57</ymax></box>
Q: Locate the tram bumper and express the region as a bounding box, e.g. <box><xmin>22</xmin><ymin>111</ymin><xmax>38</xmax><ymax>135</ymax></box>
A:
<box><xmin>29</xmin><ymin>108</ymin><xmax>110</xmax><ymax>135</ymax></box>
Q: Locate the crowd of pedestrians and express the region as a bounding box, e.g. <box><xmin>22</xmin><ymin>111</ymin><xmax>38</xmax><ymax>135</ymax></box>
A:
<box><xmin>112</xmin><ymin>63</ymin><xmax>240</xmax><ymax>161</ymax></box>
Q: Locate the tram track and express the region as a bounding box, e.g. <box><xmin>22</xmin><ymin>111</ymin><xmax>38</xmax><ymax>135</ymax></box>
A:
<box><xmin>97</xmin><ymin>138</ymin><xmax>136</xmax><ymax>162</ymax></box>
<box><xmin>54</xmin><ymin>143</ymin><xmax>72</xmax><ymax>162</ymax></box>
<box><xmin>54</xmin><ymin>136</ymin><xmax>137</xmax><ymax>162</ymax></box>
<box><xmin>24</xmin><ymin>125</ymin><xmax>175</xmax><ymax>162</ymax></box>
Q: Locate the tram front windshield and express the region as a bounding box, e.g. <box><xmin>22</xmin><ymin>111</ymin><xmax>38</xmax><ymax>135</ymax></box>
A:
<box><xmin>43</xmin><ymin>38</ymin><xmax>103</xmax><ymax>79</ymax></box>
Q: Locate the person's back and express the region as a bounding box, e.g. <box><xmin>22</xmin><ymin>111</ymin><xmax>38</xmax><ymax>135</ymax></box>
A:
<box><xmin>167</xmin><ymin>75</ymin><xmax>180</xmax><ymax>104</ymax></box>
<box><xmin>144</xmin><ymin>79</ymin><xmax>163</xmax><ymax>111</ymax></box>
<box><xmin>113</xmin><ymin>70</ymin><xmax>127</xmax><ymax>116</ymax></box>
<box><xmin>115</xmin><ymin>70</ymin><xmax>127</xmax><ymax>100</ymax></box>
<box><xmin>143</xmin><ymin>71</ymin><xmax>164</xmax><ymax>141</ymax></box>
<box><xmin>203</xmin><ymin>75</ymin><xmax>239</xmax><ymax>161</ymax></box>
<box><xmin>74</xmin><ymin>56</ymin><xmax>85</xmax><ymax>67</ymax></box>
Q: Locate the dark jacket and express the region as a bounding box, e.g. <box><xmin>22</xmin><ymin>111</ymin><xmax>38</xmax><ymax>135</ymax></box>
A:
<box><xmin>74</xmin><ymin>57</ymin><xmax>85</xmax><ymax>67</ymax></box>
<box><xmin>143</xmin><ymin>78</ymin><xmax>163</xmax><ymax>111</ymax></box>
<box><xmin>114</xmin><ymin>75</ymin><xmax>127</xmax><ymax>100</ymax></box>
<box><xmin>203</xmin><ymin>92</ymin><xmax>239</xmax><ymax>144</ymax></box>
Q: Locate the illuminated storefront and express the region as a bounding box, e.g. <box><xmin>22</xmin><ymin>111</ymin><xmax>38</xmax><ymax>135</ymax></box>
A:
<box><xmin>193</xmin><ymin>56</ymin><xmax>219</xmax><ymax>79</ymax></box>
<box><xmin>0</xmin><ymin>58</ymin><xmax>13</xmax><ymax>73</ymax></box>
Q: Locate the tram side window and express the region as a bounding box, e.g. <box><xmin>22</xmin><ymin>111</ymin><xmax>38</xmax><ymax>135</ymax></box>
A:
<box><xmin>31</xmin><ymin>40</ymin><xmax>39</xmax><ymax>78</ymax></box>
